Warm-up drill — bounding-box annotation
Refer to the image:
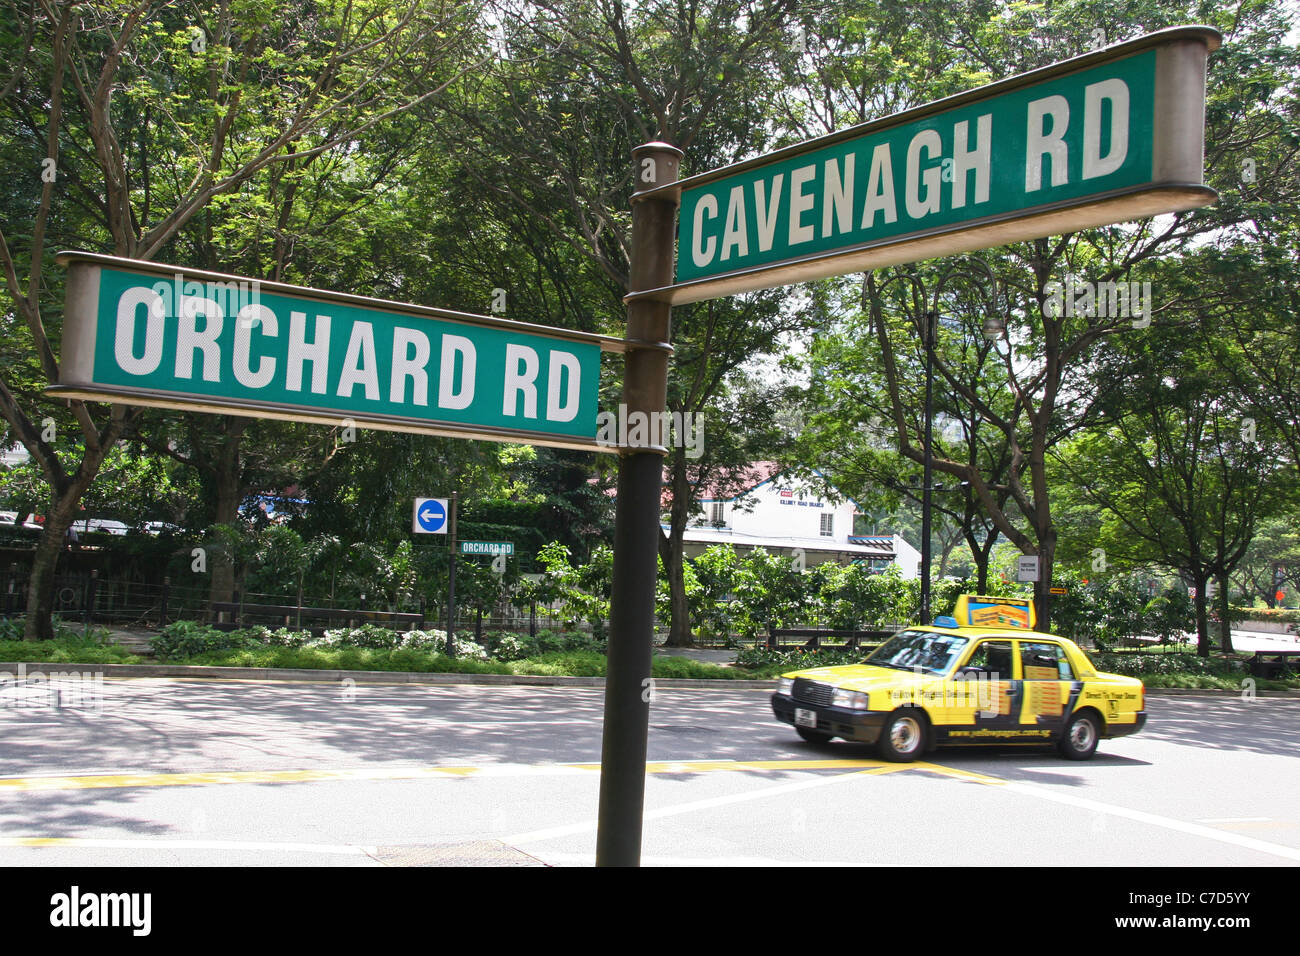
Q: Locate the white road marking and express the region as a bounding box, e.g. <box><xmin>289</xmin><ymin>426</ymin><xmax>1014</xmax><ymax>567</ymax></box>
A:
<box><xmin>1196</xmin><ymin>817</ymin><xmax>1273</xmax><ymax>823</ymax></box>
<box><xmin>989</xmin><ymin>781</ymin><xmax>1300</xmax><ymax>862</ymax></box>
<box><xmin>506</xmin><ymin>762</ymin><xmax>1300</xmax><ymax>864</ymax></box>
<box><xmin>502</xmin><ymin>765</ymin><xmax>900</xmax><ymax>844</ymax></box>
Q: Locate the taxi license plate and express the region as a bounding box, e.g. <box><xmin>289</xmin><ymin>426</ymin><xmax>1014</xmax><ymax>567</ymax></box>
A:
<box><xmin>795</xmin><ymin>708</ymin><xmax>817</xmax><ymax>728</ymax></box>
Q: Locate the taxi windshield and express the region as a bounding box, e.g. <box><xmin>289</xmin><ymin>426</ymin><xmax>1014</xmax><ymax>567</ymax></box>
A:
<box><xmin>865</xmin><ymin>630</ymin><xmax>971</xmax><ymax>675</ymax></box>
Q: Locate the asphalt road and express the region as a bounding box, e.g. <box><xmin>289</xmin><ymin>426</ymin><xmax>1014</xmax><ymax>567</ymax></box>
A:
<box><xmin>1</xmin><ymin>675</ymin><xmax>1297</xmax><ymax>866</ymax></box>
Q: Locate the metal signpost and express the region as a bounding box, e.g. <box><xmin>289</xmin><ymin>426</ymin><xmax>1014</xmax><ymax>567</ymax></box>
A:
<box><xmin>412</xmin><ymin>496</ymin><xmax>460</xmax><ymax>657</ymax></box>
<box><xmin>447</xmin><ymin>491</ymin><xmax>458</xmax><ymax>658</ymax></box>
<box><xmin>600</xmin><ymin>26</ymin><xmax>1218</xmax><ymax>866</ymax></box>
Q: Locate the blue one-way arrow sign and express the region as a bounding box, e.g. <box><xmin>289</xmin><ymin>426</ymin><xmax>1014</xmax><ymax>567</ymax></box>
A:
<box><xmin>413</xmin><ymin>497</ymin><xmax>449</xmax><ymax>534</ymax></box>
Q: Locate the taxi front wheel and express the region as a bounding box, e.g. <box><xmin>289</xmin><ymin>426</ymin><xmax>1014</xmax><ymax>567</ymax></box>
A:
<box><xmin>1058</xmin><ymin>711</ymin><xmax>1100</xmax><ymax>760</ymax></box>
<box><xmin>878</xmin><ymin>710</ymin><xmax>927</xmax><ymax>762</ymax></box>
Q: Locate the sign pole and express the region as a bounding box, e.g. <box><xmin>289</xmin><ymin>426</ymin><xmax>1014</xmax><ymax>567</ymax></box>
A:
<box><xmin>447</xmin><ymin>490</ymin><xmax>457</xmax><ymax>659</ymax></box>
<box><xmin>596</xmin><ymin>141</ymin><xmax>682</xmax><ymax>867</ymax></box>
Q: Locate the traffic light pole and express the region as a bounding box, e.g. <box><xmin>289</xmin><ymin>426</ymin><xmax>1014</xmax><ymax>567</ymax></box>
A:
<box><xmin>595</xmin><ymin>142</ymin><xmax>681</xmax><ymax>867</ymax></box>
<box><xmin>446</xmin><ymin>490</ymin><xmax>457</xmax><ymax>658</ymax></box>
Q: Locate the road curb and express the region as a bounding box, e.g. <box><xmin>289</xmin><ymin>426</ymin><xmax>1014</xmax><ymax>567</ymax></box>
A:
<box><xmin>0</xmin><ymin>661</ymin><xmax>777</xmax><ymax>690</ymax></box>
<box><xmin>3</xmin><ymin>662</ymin><xmax>1296</xmax><ymax>695</ymax></box>
<box><xmin>1144</xmin><ymin>686</ymin><xmax>1300</xmax><ymax>698</ymax></box>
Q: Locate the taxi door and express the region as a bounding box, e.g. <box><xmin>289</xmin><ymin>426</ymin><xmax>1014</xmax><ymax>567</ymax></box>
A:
<box><xmin>1017</xmin><ymin>640</ymin><xmax>1075</xmax><ymax>738</ymax></box>
<box><xmin>944</xmin><ymin>638</ymin><xmax>1021</xmax><ymax>740</ymax></box>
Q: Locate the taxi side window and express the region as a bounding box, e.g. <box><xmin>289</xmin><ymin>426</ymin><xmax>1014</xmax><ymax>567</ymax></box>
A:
<box><xmin>1022</xmin><ymin>642</ymin><xmax>1072</xmax><ymax>680</ymax></box>
<box><xmin>962</xmin><ymin>640</ymin><xmax>1012</xmax><ymax>680</ymax></box>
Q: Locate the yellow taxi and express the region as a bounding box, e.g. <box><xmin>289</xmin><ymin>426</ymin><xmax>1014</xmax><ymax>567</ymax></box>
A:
<box><xmin>770</xmin><ymin>595</ymin><xmax>1146</xmax><ymax>761</ymax></box>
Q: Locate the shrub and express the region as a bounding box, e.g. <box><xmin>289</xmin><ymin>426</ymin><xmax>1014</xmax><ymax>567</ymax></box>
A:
<box><xmin>152</xmin><ymin>620</ymin><xmax>249</xmax><ymax>660</ymax></box>
<box><xmin>316</xmin><ymin>623</ymin><xmax>406</xmax><ymax>650</ymax></box>
<box><xmin>479</xmin><ymin>630</ymin><xmax>538</xmax><ymax>661</ymax></box>
<box><xmin>734</xmin><ymin>645</ymin><xmax>866</xmax><ymax>673</ymax></box>
<box><xmin>1090</xmin><ymin>651</ymin><xmax>1244</xmax><ymax>678</ymax></box>
<box><xmin>534</xmin><ymin>629</ymin><xmax>604</xmax><ymax>654</ymax></box>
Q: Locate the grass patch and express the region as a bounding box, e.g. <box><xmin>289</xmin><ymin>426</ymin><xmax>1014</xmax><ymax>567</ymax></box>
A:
<box><xmin>649</xmin><ymin>654</ymin><xmax>749</xmax><ymax>680</ymax></box>
<box><xmin>143</xmin><ymin>646</ymin><xmax>749</xmax><ymax>679</ymax></box>
<box><xmin>172</xmin><ymin>645</ymin><xmax>514</xmax><ymax>673</ymax></box>
<box><xmin>0</xmin><ymin>637</ymin><xmax>142</xmax><ymax>665</ymax></box>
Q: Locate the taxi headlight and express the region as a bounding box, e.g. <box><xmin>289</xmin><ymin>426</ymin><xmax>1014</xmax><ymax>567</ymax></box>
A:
<box><xmin>777</xmin><ymin>678</ymin><xmax>794</xmax><ymax>696</ymax></box>
<box><xmin>832</xmin><ymin>688</ymin><xmax>870</xmax><ymax>710</ymax></box>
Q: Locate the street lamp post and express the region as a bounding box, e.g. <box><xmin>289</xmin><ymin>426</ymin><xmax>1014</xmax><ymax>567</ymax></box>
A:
<box><xmin>867</xmin><ymin>258</ymin><xmax>1000</xmax><ymax>626</ymax></box>
<box><xmin>920</xmin><ymin>309</ymin><xmax>935</xmax><ymax>625</ymax></box>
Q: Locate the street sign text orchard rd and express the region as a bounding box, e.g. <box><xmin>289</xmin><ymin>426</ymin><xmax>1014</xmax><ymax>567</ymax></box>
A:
<box><xmin>655</xmin><ymin>27</ymin><xmax>1220</xmax><ymax>304</ymax></box>
<box><xmin>52</xmin><ymin>254</ymin><xmax>617</xmax><ymax>452</ymax></box>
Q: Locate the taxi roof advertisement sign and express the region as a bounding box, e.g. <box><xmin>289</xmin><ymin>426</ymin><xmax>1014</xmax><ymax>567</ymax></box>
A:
<box><xmin>954</xmin><ymin>595</ymin><xmax>1037</xmax><ymax>630</ymax></box>
<box><xmin>51</xmin><ymin>253</ymin><xmax>613</xmax><ymax>453</ymax></box>
<box><xmin>660</xmin><ymin>27</ymin><xmax>1219</xmax><ymax>305</ymax></box>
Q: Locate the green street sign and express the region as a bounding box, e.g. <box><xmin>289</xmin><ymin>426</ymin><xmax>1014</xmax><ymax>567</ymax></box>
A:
<box><xmin>52</xmin><ymin>253</ymin><xmax>620</xmax><ymax>452</ymax></box>
<box><xmin>461</xmin><ymin>541</ymin><xmax>514</xmax><ymax>556</ymax></box>
<box><xmin>655</xmin><ymin>26</ymin><xmax>1219</xmax><ymax>305</ymax></box>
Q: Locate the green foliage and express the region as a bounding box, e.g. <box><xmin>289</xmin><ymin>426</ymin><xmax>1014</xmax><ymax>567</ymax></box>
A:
<box><xmin>152</xmin><ymin>621</ymin><xmax>252</xmax><ymax>660</ymax></box>
<box><xmin>733</xmin><ymin>644</ymin><xmax>870</xmax><ymax>675</ymax></box>
<box><xmin>648</xmin><ymin>655</ymin><xmax>746</xmax><ymax>680</ymax></box>
<box><xmin>732</xmin><ymin>548</ymin><xmax>811</xmax><ymax>639</ymax></box>
<box><xmin>537</xmin><ymin>542</ymin><xmax>612</xmax><ymax>639</ymax></box>
<box><xmin>0</xmin><ymin>634</ymin><xmax>141</xmax><ymax>664</ymax></box>
<box><xmin>1050</xmin><ymin>570</ymin><xmax>1196</xmax><ymax>650</ymax></box>
<box><xmin>1090</xmin><ymin>651</ymin><xmax>1244</xmax><ymax>679</ymax></box>
<box><xmin>1230</xmin><ymin>606</ymin><xmax>1300</xmax><ymax>625</ymax></box>
<box><xmin>688</xmin><ymin>544</ymin><xmax>743</xmax><ymax>638</ymax></box>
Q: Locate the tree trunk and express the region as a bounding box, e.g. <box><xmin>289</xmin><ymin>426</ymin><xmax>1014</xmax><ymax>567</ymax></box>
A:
<box><xmin>1217</xmin><ymin>569</ymin><xmax>1234</xmax><ymax>654</ymax></box>
<box><xmin>1192</xmin><ymin>574</ymin><xmax>1211</xmax><ymax>657</ymax></box>
<box><xmin>968</xmin><ymin>528</ymin><xmax>997</xmax><ymax>593</ymax></box>
<box><xmin>1033</xmin><ymin>530</ymin><xmax>1057</xmax><ymax>632</ymax></box>
<box><xmin>205</xmin><ymin>419</ymin><xmax>247</xmax><ymax>608</ymax></box>
<box><xmin>659</xmin><ymin>523</ymin><xmax>692</xmax><ymax>647</ymax></box>
<box><xmin>23</xmin><ymin>468</ymin><xmax>103</xmax><ymax>640</ymax></box>
<box><xmin>659</xmin><ymin>457</ymin><xmax>693</xmax><ymax>647</ymax></box>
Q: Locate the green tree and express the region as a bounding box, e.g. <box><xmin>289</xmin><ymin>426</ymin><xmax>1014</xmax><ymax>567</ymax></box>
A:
<box><xmin>0</xmin><ymin>0</ymin><xmax>482</xmax><ymax>638</ymax></box>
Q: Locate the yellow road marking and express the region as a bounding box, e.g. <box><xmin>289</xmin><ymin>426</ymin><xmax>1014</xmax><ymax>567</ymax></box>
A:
<box><xmin>908</xmin><ymin>761</ymin><xmax>1009</xmax><ymax>785</ymax></box>
<box><xmin>0</xmin><ymin>836</ymin><xmax>374</xmax><ymax>854</ymax></box>
<box><xmin>0</xmin><ymin>758</ymin><xmax>895</xmax><ymax>794</ymax></box>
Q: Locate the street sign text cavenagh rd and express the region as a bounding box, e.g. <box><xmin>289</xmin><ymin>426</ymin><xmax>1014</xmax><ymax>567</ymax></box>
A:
<box><xmin>649</xmin><ymin>26</ymin><xmax>1219</xmax><ymax>305</ymax></box>
<box><xmin>52</xmin><ymin>253</ymin><xmax>622</xmax><ymax>452</ymax></box>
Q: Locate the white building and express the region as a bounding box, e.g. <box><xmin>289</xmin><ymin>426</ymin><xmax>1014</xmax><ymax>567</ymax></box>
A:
<box><xmin>677</xmin><ymin>463</ymin><xmax>921</xmax><ymax>576</ymax></box>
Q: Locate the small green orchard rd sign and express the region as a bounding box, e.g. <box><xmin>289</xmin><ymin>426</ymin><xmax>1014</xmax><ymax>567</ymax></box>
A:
<box><xmin>656</xmin><ymin>26</ymin><xmax>1219</xmax><ymax>305</ymax></box>
<box><xmin>460</xmin><ymin>541</ymin><xmax>514</xmax><ymax>556</ymax></box>
<box><xmin>52</xmin><ymin>253</ymin><xmax>621</xmax><ymax>452</ymax></box>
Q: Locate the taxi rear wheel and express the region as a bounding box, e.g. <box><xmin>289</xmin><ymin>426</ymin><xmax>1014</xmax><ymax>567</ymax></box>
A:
<box><xmin>796</xmin><ymin>727</ymin><xmax>835</xmax><ymax>745</ymax></box>
<box><xmin>878</xmin><ymin>710</ymin><xmax>927</xmax><ymax>762</ymax></box>
<box><xmin>1058</xmin><ymin>711</ymin><xmax>1100</xmax><ymax>760</ymax></box>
